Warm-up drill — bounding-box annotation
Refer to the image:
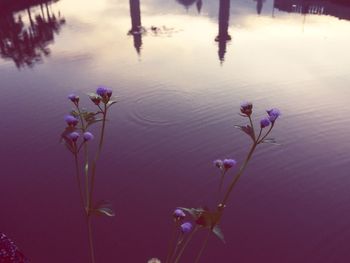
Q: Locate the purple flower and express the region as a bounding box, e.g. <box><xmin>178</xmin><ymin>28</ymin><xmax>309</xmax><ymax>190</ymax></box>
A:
<box><xmin>223</xmin><ymin>159</ymin><xmax>237</xmax><ymax>170</ymax></box>
<box><xmin>68</xmin><ymin>132</ymin><xmax>80</xmax><ymax>142</ymax></box>
<box><xmin>173</xmin><ymin>209</ymin><xmax>186</xmax><ymax>219</ymax></box>
<box><xmin>267</xmin><ymin>108</ymin><xmax>281</xmax><ymax>123</ymax></box>
<box><xmin>83</xmin><ymin>132</ymin><xmax>94</xmax><ymax>141</ymax></box>
<box><xmin>68</xmin><ymin>94</ymin><xmax>79</xmax><ymax>104</ymax></box>
<box><xmin>64</xmin><ymin>115</ymin><xmax>78</xmax><ymax>127</ymax></box>
<box><xmin>240</xmin><ymin>102</ymin><xmax>253</xmax><ymax>116</ymax></box>
<box><xmin>106</xmin><ymin>88</ymin><xmax>113</xmax><ymax>98</ymax></box>
<box><xmin>260</xmin><ymin>117</ymin><xmax>270</xmax><ymax>128</ymax></box>
<box><xmin>213</xmin><ymin>159</ymin><xmax>223</xmax><ymax>169</ymax></box>
<box><xmin>180</xmin><ymin>222</ymin><xmax>193</xmax><ymax>234</ymax></box>
<box><xmin>90</xmin><ymin>96</ymin><xmax>101</xmax><ymax>105</ymax></box>
<box><xmin>96</xmin><ymin>86</ymin><xmax>111</xmax><ymax>97</ymax></box>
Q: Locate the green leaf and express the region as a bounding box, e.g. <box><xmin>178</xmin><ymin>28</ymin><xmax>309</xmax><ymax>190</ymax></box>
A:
<box><xmin>92</xmin><ymin>200</ymin><xmax>115</xmax><ymax>217</ymax></box>
<box><xmin>212</xmin><ymin>225</ymin><xmax>225</xmax><ymax>243</ymax></box>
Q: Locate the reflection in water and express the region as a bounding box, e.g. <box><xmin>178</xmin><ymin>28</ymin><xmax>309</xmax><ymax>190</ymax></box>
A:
<box><xmin>177</xmin><ymin>0</ymin><xmax>203</xmax><ymax>13</ymax></box>
<box><xmin>254</xmin><ymin>0</ymin><xmax>266</xmax><ymax>15</ymax></box>
<box><xmin>215</xmin><ymin>0</ymin><xmax>231</xmax><ymax>64</ymax></box>
<box><xmin>0</xmin><ymin>0</ymin><xmax>65</xmax><ymax>68</ymax></box>
<box><xmin>128</xmin><ymin>0</ymin><xmax>144</xmax><ymax>55</ymax></box>
<box><xmin>274</xmin><ymin>0</ymin><xmax>350</xmax><ymax>20</ymax></box>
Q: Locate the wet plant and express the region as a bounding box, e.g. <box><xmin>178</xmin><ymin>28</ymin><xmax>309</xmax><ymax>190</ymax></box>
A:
<box><xmin>61</xmin><ymin>86</ymin><xmax>117</xmax><ymax>263</ymax></box>
<box><xmin>164</xmin><ymin>102</ymin><xmax>281</xmax><ymax>263</ymax></box>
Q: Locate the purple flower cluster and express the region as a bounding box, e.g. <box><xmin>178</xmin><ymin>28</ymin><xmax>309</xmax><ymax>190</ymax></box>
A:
<box><xmin>172</xmin><ymin>209</ymin><xmax>193</xmax><ymax>234</ymax></box>
<box><xmin>96</xmin><ymin>86</ymin><xmax>112</xmax><ymax>98</ymax></box>
<box><xmin>214</xmin><ymin>158</ymin><xmax>237</xmax><ymax>172</ymax></box>
<box><xmin>67</xmin><ymin>131</ymin><xmax>94</xmax><ymax>143</ymax></box>
<box><xmin>260</xmin><ymin>117</ymin><xmax>270</xmax><ymax>129</ymax></box>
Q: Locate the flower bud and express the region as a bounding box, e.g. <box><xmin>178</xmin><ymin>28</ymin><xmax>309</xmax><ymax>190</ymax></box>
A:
<box><xmin>213</xmin><ymin>159</ymin><xmax>223</xmax><ymax>169</ymax></box>
<box><xmin>267</xmin><ymin>108</ymin><xmax>281</xmax><ymax>123</ymax></box>
<box><xmin>106</xmin><ymin>88</ymin><xmax>113</xmax><ymax>98</ymax></box>
<box><xmin>64</xmin><ymin>115</ymin><xmax>78</xmax><ymax>127</ymax></box>
<box><xmin>68</xmin><ymin>132</ymin><xmax>80</xmax><ymax>142</ymax></box>
<box><xmin>260</xmin><ymin>117</ymin><xmax>270</xmax><ymax>128</ymax></box>
<box><xmin>173</xmin><ymin>209</ymin><xmax>186</xmax><ymax>220</ymax></box>
<box><xmin>68</xmin><ymin>94</ymin><xmax>79</xmax><ymax>104</ymax></box>
<box><xmin>180</xmin><ymin>222</ymin><xmax>193</xmax><ymax>234</ymax></box>
<box><xmin>90</xmin><ymin>96</ymin><xmax>101</xmax><ymax>105</ymax></box>
<box><xmin>223</xmin><ymin>159</ymin><xmax>237</xmax><ymax>171</ymax></box>
<box><xmin>83</xmin><ymin>132</ymin><xmax>94</xmax><ymax>141</ymax></box>
<box><xmin>240</xmin><ymin>102</ymin><xmax>253</xmax><ymax>116</ymax></box>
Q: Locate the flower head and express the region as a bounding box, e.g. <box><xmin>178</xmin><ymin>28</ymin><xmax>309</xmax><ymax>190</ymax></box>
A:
<box><xmin>173</xmin><ymin>209</ymin><xmax>186</xmax><ymax>220</ymax></box>
<box><xmin>68</xmin><ymin>132</ymin><xmax>80</xmax><ymax>142</ymax></box>
<box><xmin>83</xmin><ymin>132</ymin><xmax>94</xmax><ymax>141</ymax></box>
<box><xmin>106</xmin><ymin>88</ymin><xmax>113</xmax><ymax>98</ymax></box>
<box><xmin>64</xmin><ymin>115</ymin><xmax>78</xmax><ymax>127</ymax></box>
<box><xmin>213</xmin><ymin>159</ymin><xmax>223</xmax><ymax>169</ymax></box>
<box><xmin>90</xmin><ymin>96</ymin><xmax>101</xmax><ymax>105</ymax></box>
<box><xmin>180</xmin><ymin>222</ymin><xmax>193</xmax><ymax>234</ymax></box>
<box><xmin>68</xmin><ymin>94</ymin><xmax>79</xmax><ymax>104</ymax></box>
<box><xmin>260</xmin><ymin>117</ymin><xmax>270</xmax><ymax>129</ymax></box>
<box><xmin>240</xmin><ymin>102</ymin><xmax>253</xmax><ymax>116</ymax></box>
<box><xmin>223</xmin><ymin>159</ymin><xmax>237</xmax><ymax>171</ymax></box>
<box><xmin>96</xmin><ymin>86</ymin><xmax>109</xmax><ymax>97</ymax></box>
<box><xmin>267</xmin><ymin>108</ymin><xmax>281</xmax><ymax>123</ymax></box>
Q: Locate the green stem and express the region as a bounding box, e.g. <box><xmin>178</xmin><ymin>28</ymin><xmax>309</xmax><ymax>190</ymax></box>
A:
<box><xmin>173</xmin><ymin>227</ymin><xmax>198</xmax><ymax>263</ymax></box>
<box><xmin>74</xmin><ymin>152</ymin><xmax>86</xmax><ymax>213</ymax></box>
<box><xmin>257</xmin><ymin>123</ymin><xmax>274</xmax><ymax>144</ymax></box>
<box><xmin>87</xmin><ymin>216</ymin><xmax>96</xmax><ymax>263</ymax></box>
<box><xmin>165</xmin><ymin>224</ymin><xmax>178</xmax><ymax>263</ymax></box>
<box><xmin>88</xmin><ymin>104</ymin><xmax>107</xmax><ymax>211</ymax></box>
<box><xmin>248</xmin><ymin>116</ymin><xmax>256</xmax><ymax>141</ymax></box>
<box><xmin>221</xmin><ymin>143</ymin><xmax>257</xmax><ymax>207</ymax></box>
<box><xmin>194</xmin><ymin>229</ymin><xmax>210</xmax><ymax>263</ymax></box>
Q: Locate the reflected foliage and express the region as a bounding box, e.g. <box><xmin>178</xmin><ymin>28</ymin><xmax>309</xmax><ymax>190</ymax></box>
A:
<box><xmin>0</xmin><ymin>0</ymin><xmax>65</xmax><ymax>68</ymax></box>
<box><xmin>215</xmin><ymin>0</ymin><xmax>231</xmax><ymax>64</ymax></box>
<box><xmin>274</xmin><ymin>0</ymin><xmax>350</xmax><ymax>20</ymax></box>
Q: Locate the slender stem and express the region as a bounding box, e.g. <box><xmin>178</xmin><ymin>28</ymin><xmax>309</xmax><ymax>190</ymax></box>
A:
<box><xmin>165</xmin><ymin>224</ymin><xmax>178</xmax><ymax>263</ymax></box>
<box><xmin>87</xmin><ymin>216</ymin><xmax>96</xmax><ymax>263</ymax></box>
<box><xmin>173</xmin><ymin>228</ymin><xmax>198</xmax><ymax>263</ymax></box>
<box><xmin>194</xmin><ymin>230</ymin><xmax>211</xmax><ymax>263</ymax></box>
<box><xmin>88</xmin><ymin>104</ymin><xmax>107</xmax><ymax>211</ymax></box>
<box><xmin>248</xmin><ymin>116</ymin><xmax>256</xmax><ymax>141</ymax></box>
<box><xmin>257</xmin><ymin>123</ymin><xmax>274</xmax><ymax>144</ymax></box>
<box><xmin>218</xmin><ymin>170</ymin><xmax>226</xmax><ymax>193</ymax></box>
<box><xmin>74</xmin><ymin>152</ymin><xmax>86</xmax><ymax>212</ymax></box>
<box><xmin>221</xmin><ymin>143</ymin><xmax>257</xmax><ymax>207</ymax></box>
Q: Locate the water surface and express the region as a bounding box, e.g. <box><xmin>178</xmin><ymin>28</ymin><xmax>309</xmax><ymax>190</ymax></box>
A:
<box><xmin>1</xmin><ymin>0</ymin><xmax>350</xmax><ymax>262</ymax></box>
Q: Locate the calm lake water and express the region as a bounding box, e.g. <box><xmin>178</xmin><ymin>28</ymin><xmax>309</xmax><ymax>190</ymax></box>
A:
<box><xmin>1</xmin><ymin>0</ymin><xmax>350</xmax><ymax>262</ymax></box>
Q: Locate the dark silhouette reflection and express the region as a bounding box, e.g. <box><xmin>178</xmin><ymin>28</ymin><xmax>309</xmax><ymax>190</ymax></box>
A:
<box><xmin>196</xmin><ymin>0</ymin><xmax>203</xmax><ymax>14</ymax></box>
<box><xmin>128</xmin><ymin>0</ymin><xmax>144</xmax><ymax>55</ymax></box>
<box><xmin>0</xmin><ymin>0</ymin><xmax>65</xmax><ymax>68</ymax></box>
<box><xmin>274</xmin><ymin>0</ymin><xmax>350</xmax><ymax>21</ymax></box>
<box><xmin>176</xmin><ymin>0</ymin><xmax>197</xmax><ymax>10</ymax></box>
<box><xmin>215</xmin><ymin>0</ymin><xmax>231</xmax><ymax>64</ymax></box>
<box><xmin>254</xmin><ymin>0</ymin><xmax>266</xmax><ymax>15</ymax></box>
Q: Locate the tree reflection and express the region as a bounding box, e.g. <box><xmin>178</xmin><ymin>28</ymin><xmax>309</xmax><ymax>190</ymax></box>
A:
<box><xmin>215</xmin><ymin>0</ymin><xmax>231</xmax><ymax>64</ymax></box>
<box><xmin>128</xmin><ymin>0</ymin><xmax>144</xmax><ymax>55</ymax></box>
<box><xmin>0</xmin><ymin>0</ymin><xmax>65</xmax><ymax>68</ymax></box>
<box><xmin>254</xmin><ymin>0</ymin><xmax>266</xmax><ymax>15</ymax></box>
<box><xmin>274</xmin><ymin>0</ymin><xmax>350</xmax><ymax>21</ymax></box>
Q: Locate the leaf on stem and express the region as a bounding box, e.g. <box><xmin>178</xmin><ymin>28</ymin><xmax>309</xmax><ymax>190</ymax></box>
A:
<box><xmin>261</xmin><ymin>138</ymin><xmax>280</xmax><ymax>145</ymax></box>
<box><xmin>212</xmin><ymin>225</ymin><xmax>225</xmax><ymax>243</ymax></box>
<box><xmin>234</xmin><ymin>125</ymin><xmax>255</xmax><ymax>141</ymax></box>
<box><xmin>92</xmin><ymin>200</ymin><xmax>115</xmax><ymax>217</ymax></box>
<box><xmin>107</xmin><ymin>100</ymin><xmax>117</xmax><ymax>109</ymax></box>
